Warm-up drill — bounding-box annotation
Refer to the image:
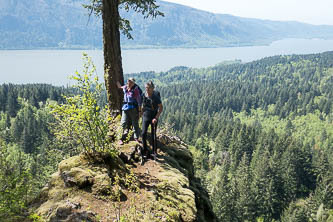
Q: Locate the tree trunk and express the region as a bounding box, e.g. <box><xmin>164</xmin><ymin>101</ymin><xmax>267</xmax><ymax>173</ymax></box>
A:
<box><xmin>102</xmin><ymin>0</ymin><xmax>124</xmax><ymax>116</ymax></box>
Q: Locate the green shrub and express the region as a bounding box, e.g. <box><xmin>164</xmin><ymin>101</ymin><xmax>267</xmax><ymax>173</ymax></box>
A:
<box><xmin>49</xmin><ymin>54</ymin><xmax>116</xmax><ymax>155</ymax></box>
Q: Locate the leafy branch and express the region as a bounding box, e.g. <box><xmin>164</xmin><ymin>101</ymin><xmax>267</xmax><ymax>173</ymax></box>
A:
<box><xmin>49</xmin><ymin>54</ymin><xmax>116</xmax><ymax>155</ymax></box>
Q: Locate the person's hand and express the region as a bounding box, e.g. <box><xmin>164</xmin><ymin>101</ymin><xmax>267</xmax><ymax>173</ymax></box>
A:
<box><xmin>152</xmin><ymin>118</ymin><xmax>158</xmax><ymax>124</ymax></box>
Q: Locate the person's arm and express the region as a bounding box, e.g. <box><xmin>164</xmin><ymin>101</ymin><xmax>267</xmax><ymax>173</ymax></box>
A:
<box><xmin>152</xmin><ymin>103</ymin><xmax>163</xmax><ymax>124</ymax></box>
<box><xmin>116</xmin><ymin>81</ymin><xmax>123</xmax><ymax>89</ymax></box>
<box><xmin>155</xmin><ymin>103</ymin><xmax>163</xmax><ymax>119</ymax></box>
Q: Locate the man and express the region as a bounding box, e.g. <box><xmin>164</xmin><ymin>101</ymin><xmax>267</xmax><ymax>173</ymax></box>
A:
<box><xmin>141</xmin><ymin>81</ymin><xmax>163</xmax><ymax>160</ymax></box>
<box><xmin>117</xmin><ymin>78</ymin><xmax>142</xmax><ymax>145</ymax></box>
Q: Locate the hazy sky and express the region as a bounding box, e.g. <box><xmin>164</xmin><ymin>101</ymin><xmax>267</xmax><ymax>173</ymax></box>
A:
<box><xmin>164</xmin><ymin>0</ymin><xmax>333</xmax><ymax>25</ymax></box>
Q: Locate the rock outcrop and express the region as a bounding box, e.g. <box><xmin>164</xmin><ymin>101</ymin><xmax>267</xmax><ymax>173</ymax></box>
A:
<box><xmin>33</xmin><ymin>134</ymin><xmax>216</xmax><ymax>221</ymax></box>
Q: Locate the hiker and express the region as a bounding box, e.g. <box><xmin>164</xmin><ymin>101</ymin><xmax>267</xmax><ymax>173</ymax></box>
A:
<box><xmin>117</xmin><ymin>78</ymin><xmax>142</xmax><ymax>145</ymax></box>
<box><xmin>141</xmin><ymin>81</ymin><xmax>163</xmax><ymax>160</ymax></box>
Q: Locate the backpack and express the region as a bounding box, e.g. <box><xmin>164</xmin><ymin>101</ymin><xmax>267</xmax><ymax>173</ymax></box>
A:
<box><xmin>134</xmin><ymin>84</ymin><xmax>143</xmax><ymax>96</ymax></box>
<box><xmin>129</xmin><ymin>84</ymin><xmax>143</xmax><ymax>100</ymax></box>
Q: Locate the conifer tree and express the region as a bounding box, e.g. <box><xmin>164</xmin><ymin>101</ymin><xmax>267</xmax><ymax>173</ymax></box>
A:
<box><xmin>208</xmin><ymin>162</ymin><xmax>235</xmax><ymax>221</ymax></box>
<box><xmin>84</xmin><ymin>0</ymin><xmax>163</xmax><ymax>114</ymax></box>
<box><xmin>233</xmin><ymin>153</ymin><xmax>255</xmax><ymax>221</ymax></box>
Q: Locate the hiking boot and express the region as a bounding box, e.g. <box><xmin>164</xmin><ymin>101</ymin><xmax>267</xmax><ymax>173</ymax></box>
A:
<box><xmin>143</xmin><ymin>153</ymin><xmax>149</xmax><ymax>159</ymax></box>
<box><xmin>118</xmin><ymin>140</ymin><xmax>124</xmax><ymax>145</ymax></box>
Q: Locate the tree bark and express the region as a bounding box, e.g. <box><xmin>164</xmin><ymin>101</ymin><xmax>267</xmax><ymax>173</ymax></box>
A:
<box><xmin>102</xmin><ymin>0</ymin><xmax>124</xmax><ymax>116</ymax></box>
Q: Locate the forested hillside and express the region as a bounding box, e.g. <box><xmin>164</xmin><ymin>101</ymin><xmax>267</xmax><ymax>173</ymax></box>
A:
<box><xmin>2</xmin><ymin>0</ymin><xmax>333</xmax><ymax>49</ymax></box>
<box><xmin>0</xmin><ymin>52</ymin><xmax>332</xmax><ymax>221</ymax></box>
<box><xmin>0</xmin><ymin>78</ymin><xmax>111</xmax><ymax>218</ymax></box>
<box><xmin>128</xmin><ymin>51</ymin><xmax>333</xmax><ymax>221</ymax></box>
<box><xmin>0</xmin><ymin>84</ymin><xmax>69</xmax><ymax>218</ymax></box>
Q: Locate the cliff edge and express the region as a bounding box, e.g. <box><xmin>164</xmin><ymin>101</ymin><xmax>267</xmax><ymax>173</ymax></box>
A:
<box><xmin>33</xmin><ymin>134</ymin><xmax>216</xmax><ymax>222</ymax></box>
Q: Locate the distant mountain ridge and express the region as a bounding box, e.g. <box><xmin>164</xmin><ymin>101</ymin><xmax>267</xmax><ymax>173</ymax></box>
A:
<box><xmin>1</xmin><ymin>0</ymin><xmax>333</xmax><ymax>49</ymax></box>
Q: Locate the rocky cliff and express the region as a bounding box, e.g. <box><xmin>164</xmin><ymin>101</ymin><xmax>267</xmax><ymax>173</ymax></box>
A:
<box><xmin>33</xmin><ymin>134</ymin><xmax>216</xmax><ymax>221</ymax></box>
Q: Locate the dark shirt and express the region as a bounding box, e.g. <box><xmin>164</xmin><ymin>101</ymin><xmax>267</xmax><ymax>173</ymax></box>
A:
<box><xmin>142</xmin><ymin>91</ymin><xmax>161</xmax><ymax>119</ymax></box>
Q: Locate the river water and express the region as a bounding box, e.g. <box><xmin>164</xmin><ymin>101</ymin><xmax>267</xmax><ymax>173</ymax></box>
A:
<box><xmin>1</xmin><ymin>38</ymin><xmax>333</xmax><ymax>86</ymax></box>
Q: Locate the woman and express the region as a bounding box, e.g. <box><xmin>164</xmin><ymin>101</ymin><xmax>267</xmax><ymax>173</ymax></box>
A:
<box><xmin>117</xmin><ymin>78</ymin><xmax>142</xmax><ymax>145</ymax></box>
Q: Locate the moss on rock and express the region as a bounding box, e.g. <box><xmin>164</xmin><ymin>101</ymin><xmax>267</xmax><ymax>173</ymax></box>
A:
<box><xmin>91</xmin><ymin>173</ymin><xmax>112</xmax><ymax>195</ymax></box>
<box><xmin>32</xmin><ymin>135</ymin><xmax>216</xmax><ymax>222</ymax></box>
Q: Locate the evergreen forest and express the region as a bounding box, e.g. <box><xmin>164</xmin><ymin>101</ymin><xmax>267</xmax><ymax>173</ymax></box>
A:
<box><xmin>129</xmin><ymin>51</ymin><xmax>333</xmax><ymax>221</ymax></box>
<box><xmin>0</xmin><ymin>51</ymin><xmax>333</xmax><ymax>221</ymax></box>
